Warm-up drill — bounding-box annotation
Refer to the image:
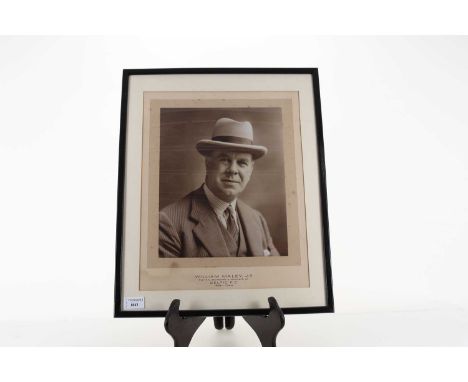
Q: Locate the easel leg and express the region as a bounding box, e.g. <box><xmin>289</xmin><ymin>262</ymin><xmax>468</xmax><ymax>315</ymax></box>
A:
<box><xmin>243</xmin><ymin>297</ymin><xmax>285</xmax><ymax>347</ymax></box>
<box><xmin>164</xmin><ymin>299</ymin><xmax>206</xmax><ymax>347</ymax></box>
<box><xmin>214</xmin><ymin>316</ymin><xmax>236</xmax><ymax>330</ymax></box>
<box><xmin>225</xmin><ymin>316</ymin><xmax>235</xmax><ymax>330</ymax></box>
<box><xmin>213</xmin><ymin>316</ymin><xmax>224</xmax><ymax>330</ymax></box>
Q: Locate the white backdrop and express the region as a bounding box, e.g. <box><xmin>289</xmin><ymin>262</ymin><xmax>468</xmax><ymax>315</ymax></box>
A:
<box><xmin>0</xmin><ymin>36</ymin><xmax>467</xmax><ymax>345</ymax></box>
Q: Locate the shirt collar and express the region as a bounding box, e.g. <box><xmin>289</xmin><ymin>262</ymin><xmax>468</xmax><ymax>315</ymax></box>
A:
<box><xmin>203</xmin><ymin>183</ymin><xmax>237</xmax><ymax>216</ymax></box>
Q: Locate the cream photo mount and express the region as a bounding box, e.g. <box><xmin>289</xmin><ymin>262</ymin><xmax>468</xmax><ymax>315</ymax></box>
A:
<box><xmin>114</xmin><ymin>68</ymin><xmax>333</xmax><ymax>317</ymax></box>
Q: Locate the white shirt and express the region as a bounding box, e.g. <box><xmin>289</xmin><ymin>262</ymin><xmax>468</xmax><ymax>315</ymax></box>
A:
<box><xmin>203</xmin><ymin>184</ymin><xmax>239</xmax><ymax>230</ymax></box>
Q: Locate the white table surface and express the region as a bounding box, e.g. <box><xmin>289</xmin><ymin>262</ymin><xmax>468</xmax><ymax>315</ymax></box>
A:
<box><xmin>2</xmin><ymin>309</ymin><xmax>467</xmax><ymax>346</ymax></box>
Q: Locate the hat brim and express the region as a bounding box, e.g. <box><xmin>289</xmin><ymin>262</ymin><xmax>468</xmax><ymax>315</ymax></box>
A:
<box><xmin>196</xmin><ymin>140</ymin><xmax>267</xmax><ymax>160</ymax></box>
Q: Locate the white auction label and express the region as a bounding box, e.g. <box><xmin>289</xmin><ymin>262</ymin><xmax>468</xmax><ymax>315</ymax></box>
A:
<box><xmin>124</xmin><ymin>297</ymin><xmax>145</xmax><ymax>310</ymax></box>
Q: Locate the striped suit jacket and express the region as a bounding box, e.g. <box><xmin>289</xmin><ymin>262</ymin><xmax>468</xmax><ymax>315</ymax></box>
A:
<box><xmin>159</xmin><ymin>187</ymin><xmax>280</xmax><ymax>258</ymax></box>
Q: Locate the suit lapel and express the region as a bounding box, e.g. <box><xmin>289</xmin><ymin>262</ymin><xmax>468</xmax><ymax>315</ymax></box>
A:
<box><xmin>190</xmin><ymin>188</ymin><xmax>230</xmax><ymax>257</ymax></box>
<box><xmin>237</xmin><ymin>200</ymin><xmax>264</xmax><ymax>257</ymax></box>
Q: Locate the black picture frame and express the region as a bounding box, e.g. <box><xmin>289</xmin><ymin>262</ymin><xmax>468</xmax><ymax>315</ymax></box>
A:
<box><xmin>114</xmin><ymin>68</ymin><xmax>334</xmax><ymax>317</ymax></box>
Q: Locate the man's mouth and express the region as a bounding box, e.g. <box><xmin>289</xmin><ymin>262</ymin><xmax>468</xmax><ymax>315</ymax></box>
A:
<box><xmin>222</xmin><ymin>179</ymin><xmax>240</xmax><ymax>184</ymax></box>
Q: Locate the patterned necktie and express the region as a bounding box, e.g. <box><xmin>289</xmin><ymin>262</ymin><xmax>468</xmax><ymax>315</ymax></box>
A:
<box><xmin>225</xmin><ymin>205</ymin><xmax>239</xmax><ymax>239</ymax></box>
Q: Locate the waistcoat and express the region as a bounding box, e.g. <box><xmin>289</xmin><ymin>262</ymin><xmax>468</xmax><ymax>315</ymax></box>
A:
<box><xmin>216</xmin><ymin>218</ymin><xmax>248</xmax><ymax>257</ymax></box>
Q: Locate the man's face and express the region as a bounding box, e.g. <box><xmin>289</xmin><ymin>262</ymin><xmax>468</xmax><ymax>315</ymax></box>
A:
<box><xmin>205</xmin><ymin>150</ymin><xmax>254</xmax><ymax>202</ymax></box>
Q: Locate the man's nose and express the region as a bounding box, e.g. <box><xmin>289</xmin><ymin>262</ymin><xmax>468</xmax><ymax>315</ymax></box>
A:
<box><xmin>226</xmin><ymin>162</ymin><xmax>238</xmax><ymax>174</ymax></box>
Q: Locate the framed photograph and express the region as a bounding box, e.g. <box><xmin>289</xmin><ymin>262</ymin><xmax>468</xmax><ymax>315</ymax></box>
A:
<box><xmin>114</xmin><ymin>68</ymin><xmax>333</xmax><ymax>317</ymax></box>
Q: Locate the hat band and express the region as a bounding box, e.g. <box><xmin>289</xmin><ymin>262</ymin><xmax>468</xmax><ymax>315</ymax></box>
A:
<box><xmin>212</xmin><ymin>136</ymin><xmax>253</xmax><ymax>145</ymax></box>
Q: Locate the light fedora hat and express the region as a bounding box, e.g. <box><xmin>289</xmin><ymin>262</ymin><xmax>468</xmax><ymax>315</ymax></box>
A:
<box><xmin>196</xmin><ymin>118</ymin><xmax>267</xmax><ymax>159</ymax></box>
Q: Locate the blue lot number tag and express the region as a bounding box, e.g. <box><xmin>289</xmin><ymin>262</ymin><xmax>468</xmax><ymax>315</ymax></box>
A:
<box><xmin>124</xmin><ymin>297</ymin><xmax>145</xmax><ymax>310</ymax></box>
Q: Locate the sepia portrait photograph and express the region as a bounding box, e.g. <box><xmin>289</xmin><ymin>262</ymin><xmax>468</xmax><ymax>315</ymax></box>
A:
<box><xmin>116</xmin><ymin>70</ymin><xmax>333</xmax><ymax>315</ymax></box>
<box><xmin>158</xmin><ymin>108</ymin><xmax>287</xmax><ymax>260</ymax></box>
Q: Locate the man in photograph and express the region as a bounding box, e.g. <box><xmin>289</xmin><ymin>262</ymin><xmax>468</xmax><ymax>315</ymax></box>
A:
<box><xmin>159</xmin><ymin>117</ymin><xmax>280</xmax><ymax>258</ymax></box>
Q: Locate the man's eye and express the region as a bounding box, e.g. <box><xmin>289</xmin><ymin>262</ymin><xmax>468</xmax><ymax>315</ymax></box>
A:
<box><xmin>239</xmin><ymin>161</ymin><xmax>247</xmax><ymax>167</ymax></box>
